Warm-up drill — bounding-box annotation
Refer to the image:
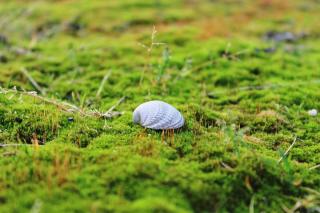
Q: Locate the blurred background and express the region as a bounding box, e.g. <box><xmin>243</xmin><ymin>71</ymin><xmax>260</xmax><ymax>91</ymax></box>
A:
<box><xmin>1</xmin><ymin>0</ymin><xmax>320</xmax><ymax>111</ymax></box>
<box><xmin>1</xmin><ymin>0</ymin><xmax>319</xmax><ymax>94</ymax></box>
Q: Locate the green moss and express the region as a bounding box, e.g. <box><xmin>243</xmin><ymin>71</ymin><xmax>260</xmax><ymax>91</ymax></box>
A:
<box><xmin>0</xmin><ymin>0</ymin><xmax>319</xmax><ymax>212</ymax></box>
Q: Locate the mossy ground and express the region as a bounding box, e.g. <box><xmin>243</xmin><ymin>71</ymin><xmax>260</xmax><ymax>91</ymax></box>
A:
<box><xmin>0</xmin><ymin>0</ymin><xmax>319</xmax><ymax>212</ymax></box>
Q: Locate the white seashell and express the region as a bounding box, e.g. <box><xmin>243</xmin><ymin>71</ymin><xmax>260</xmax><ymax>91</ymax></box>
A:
<box><xmin>133</xmin><ymin>100</ymin><xmax>184</xmax><ymax>130</ymax></box>
<box><xmin>308</xmin><ymin>109</ymin><xmax>317</xmax><ymax>116</ymax></box>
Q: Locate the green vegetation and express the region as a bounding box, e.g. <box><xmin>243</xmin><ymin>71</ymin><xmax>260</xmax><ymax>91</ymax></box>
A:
<box><xmin>0</xmin><ymin>0</ymin><xmax>319</xmax><ymax>212</ymax></box>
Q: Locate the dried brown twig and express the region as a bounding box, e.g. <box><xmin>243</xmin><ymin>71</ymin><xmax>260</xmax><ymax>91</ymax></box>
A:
<box><xmin>90</xmin><ymin>96</ymin><xmax>126</xmax><ymax>119</ymax></box>
<box><xmin>0</xmin><ymin>87</ymin><xmax>125</xmax><ymax>119</ymax></box>
<box><xmin>103</xmin><ymin>96</ymin><xmax>126</xmax><ymax>117</ymax></box>
<box><xmin>278</xmin><ymin>136</ymin><xmax>298</xmax><ymax>164</ymax></box>
<box><xmin>96</xmin><ymin>70</ymin><xmax>112</xmax><ymax>98</ymax></box>
<box><xmin>20</xmin><ymin>68</ymin><xmax>46</xmax><ymax>95</ymax></box>
<box><xmin>309</xmin><ymin>164</ymin><xmax>320</xmax><ymax>170</ymax></box>
<box><xmin>0</xmin><ymin>144</ymin><xmax>32</xmax><ymax>148</ymax></box>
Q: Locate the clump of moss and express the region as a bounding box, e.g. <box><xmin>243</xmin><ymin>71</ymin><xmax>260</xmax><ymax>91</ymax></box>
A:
<box><xmin>0</xmin><ymin>0</ymin><xmax>320</xmax><ymax>212</ymax></box>
<box><xmin>252</xmin><ymin>110</ymin><xmax>288</xmax><ymax>133</ymax></box>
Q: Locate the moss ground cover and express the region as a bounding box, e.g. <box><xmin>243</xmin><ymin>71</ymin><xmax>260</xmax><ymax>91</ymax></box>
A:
<box><xmin>0</xmin><ymin>0</ymin><xmax>319</xmax><ymax>212</ymax></box>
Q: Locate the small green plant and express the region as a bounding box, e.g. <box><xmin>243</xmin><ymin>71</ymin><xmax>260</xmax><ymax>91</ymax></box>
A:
<box><xmin>222</xmin><ymin>124</ymin><xmax>249</xmax><ymax>155</ymax></box>
<box><xmin>156</xmin><ymin>47</ymin><xmax>170</xmax><ymax>84</ymax></box>
<box><xmin>138</xmin><ymin>26</ymin><xmax>165</xmax><ymax>86</ymax></box>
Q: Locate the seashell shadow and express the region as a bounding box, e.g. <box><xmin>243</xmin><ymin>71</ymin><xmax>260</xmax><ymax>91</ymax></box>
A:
<box><xmin>151</xmin><ymin>121</ymin><xmax>189</xmax><ymax>133</ymax></box>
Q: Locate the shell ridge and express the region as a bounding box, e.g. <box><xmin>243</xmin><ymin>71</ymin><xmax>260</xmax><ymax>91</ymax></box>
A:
<box><xmin>143</xmin><ymin>101</ymin><xmax>165</xmax><ymax>127</ymax></box>
<box><xmin>133</xmin><ymin>100</ymin><xmax>184</xmax><ymax>130</ymax></box>
<box><xmin>140</xmin><ymin>104</ymin><xmax>154</xmax><ymax>124</ymax></box>
<box><xmin>166</xmin><ymin>111</ymin><xmax>183</xmax><ymax>129</ymax></box>
<box><xmin>148</xmin><ymin>103</ymin><xmax>173</xmax><ymax>129</ymax></box>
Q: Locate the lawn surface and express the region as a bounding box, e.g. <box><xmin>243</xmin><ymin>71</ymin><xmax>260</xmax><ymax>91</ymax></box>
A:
<box><xmin>0</xmin><ymin>0</ymin><xmax>319</xmax><ymax>212</ymax></box>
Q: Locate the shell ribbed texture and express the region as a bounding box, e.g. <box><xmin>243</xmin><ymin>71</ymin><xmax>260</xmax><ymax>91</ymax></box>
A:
<box><xmin>133</xmin><ymin>100</ymin><xmax>184</xmax><ymax>130</ymax></box>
